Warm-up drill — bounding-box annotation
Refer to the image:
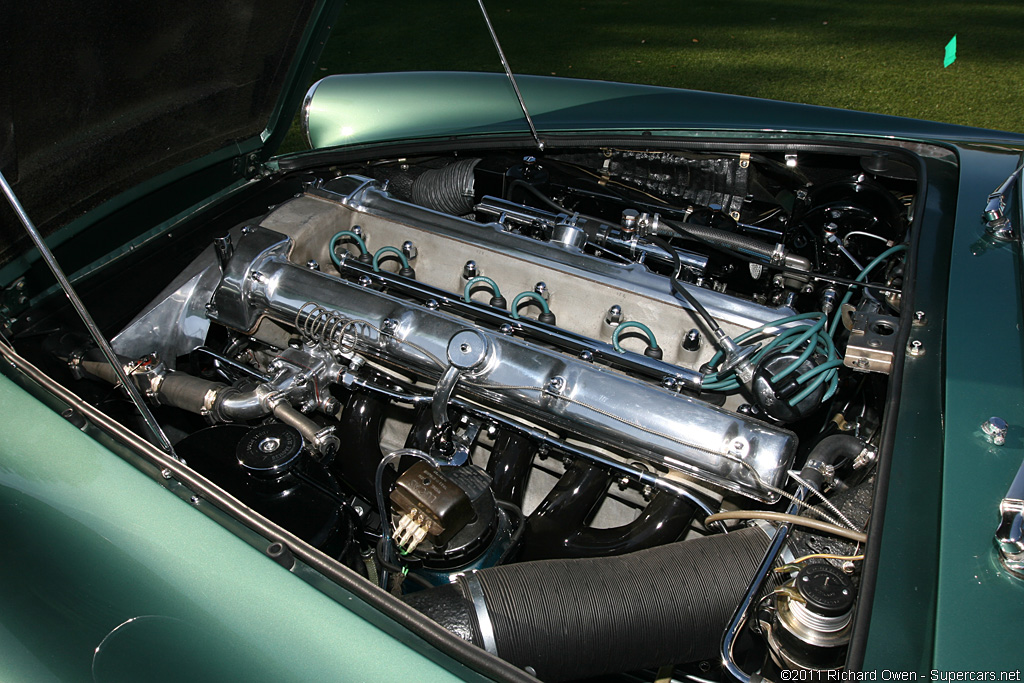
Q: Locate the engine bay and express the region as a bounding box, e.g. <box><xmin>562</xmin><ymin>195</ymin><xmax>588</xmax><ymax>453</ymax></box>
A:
<box><xmin>10</xmin><ymin>144</ymin><xmax>920</xmax><ymax>681</ymax></box>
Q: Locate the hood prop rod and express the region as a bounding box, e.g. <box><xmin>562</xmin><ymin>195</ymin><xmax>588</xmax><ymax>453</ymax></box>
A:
<box><xmin>476</xmin><ymin>0</ymin><xmax>544</xmax><ymax>151</ymax></box>
<box><xmin>0</xmin><ymin>171</ymin><xmax>179</xmax><ymax>460</ymax></box>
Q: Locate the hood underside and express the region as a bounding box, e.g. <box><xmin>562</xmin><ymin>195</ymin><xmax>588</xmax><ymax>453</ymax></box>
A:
<box><xmin>0</xmin><ymin>0</ymin><xmax>326</xmax><ymax>268</ymax></box>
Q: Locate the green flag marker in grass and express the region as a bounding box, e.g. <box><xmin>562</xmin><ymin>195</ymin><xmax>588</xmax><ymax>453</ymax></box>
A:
<box><xmin>944</xmin><ymin>34</ymin><xmax>957</xmax><ymax>68</ymax></box>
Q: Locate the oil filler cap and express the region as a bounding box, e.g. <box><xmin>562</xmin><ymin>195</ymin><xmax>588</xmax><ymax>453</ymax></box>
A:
<box><xmin>237</xmin><ymin>423</ymin><xmax>304</xmax><ymax>478</ymax></box>
<box><xmin>795</xmin><ymin>563</ymin><xmax>855</xmax><ymax>617</ymax></box>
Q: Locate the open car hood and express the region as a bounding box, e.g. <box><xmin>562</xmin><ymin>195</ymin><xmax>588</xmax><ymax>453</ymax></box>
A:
<box><xmin>0</xmin><ymin>0</ymin><xmax>340</xmax><ymax>269</ymax></box>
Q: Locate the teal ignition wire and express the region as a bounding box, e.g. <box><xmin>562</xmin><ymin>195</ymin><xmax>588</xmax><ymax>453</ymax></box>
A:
<box><xmin>612</xmin><ymin>321</ymin><xmax>659</xmax><ymax>353</ymax></box>
<box><xmin>329</xmin><ymin>230</ymin><xmax>369</xmax><ymax>269</ymax></box>
<box><xmin>828</xmin><ymin>243</ymin><xmax>908</xmax><ymax>336</ymax></box>
<box><xmin>703</xmin><ymin>244</ymin><xmax>906</xmax><ymax>406</ymax></box>
<box><xmin>510</xmin><ymin>291</ymin><xmax>550</xmax><ymax>319</ymax></box>
<box><xmin>372</xmin><ymin>246</ymin><xmax>410</xmax><ymax>273</ymax></box>
<box><xmin>463</xmin><ymin>276</ymin><xmax>503</xmax><ymax>303</ymax></box>
<box><xmin>702</xmin><ymin>313</ymin><xmax>839</xmax><ymax>403</ymax></box>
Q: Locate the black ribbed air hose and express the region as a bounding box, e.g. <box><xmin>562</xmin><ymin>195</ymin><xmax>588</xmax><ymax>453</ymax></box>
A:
<box><xmin>411</xmin><ymin>158</ymin><xmax>481</xmax><ymax>215</ymax></box>
<box><xmin>404</xmin><ymin>526</ymin><xmax>771</xmax><ymax>681</ymax></box>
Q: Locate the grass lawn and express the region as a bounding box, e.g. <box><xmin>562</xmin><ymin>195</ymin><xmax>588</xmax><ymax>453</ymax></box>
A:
<box><xmin>281</xmin><ymin>0</ymin><xmax>1024</xmax><ymax>151</ymax></box>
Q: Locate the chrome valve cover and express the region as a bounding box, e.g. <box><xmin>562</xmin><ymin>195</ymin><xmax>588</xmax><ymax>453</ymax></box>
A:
<box><xmin>208</xmin><ymin>223</ymin><xmax>797</xmax><ymax>501</ymax></box>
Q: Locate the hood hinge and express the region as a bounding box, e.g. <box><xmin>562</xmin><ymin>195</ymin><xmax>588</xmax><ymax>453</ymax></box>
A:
<box><xmin>0</xmin><ymin>277</ymin><xmax>29</xmax><ymax>327</ymax></box>
<box><xmin>233</xmin><ymin>151</ymin><xmax>270</xmax><ymax>180</ymax></box>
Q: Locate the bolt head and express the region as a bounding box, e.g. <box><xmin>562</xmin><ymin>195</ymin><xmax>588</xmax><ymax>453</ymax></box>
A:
<box><xmin>982</xmin><ymin>417</ymin><xmax>1008</xmax><ymax>446</ymax></box>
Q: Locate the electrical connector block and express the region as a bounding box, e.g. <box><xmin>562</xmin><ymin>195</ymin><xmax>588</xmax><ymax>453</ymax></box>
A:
<box><xmin>389</xmin><ymin>461</ymin><xmax>475</xmax><ymax>552</ymax></box>
<box><xmin>393</xmin><ymin>509</ymin><xmax>431</xmax><ymax>553</ymax></box>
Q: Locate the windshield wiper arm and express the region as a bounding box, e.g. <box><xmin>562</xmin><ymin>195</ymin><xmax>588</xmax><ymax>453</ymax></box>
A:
<box><xmin>0</xmin><ymin>170</ymin><xmax>179</xmax><ymax>459</ymax></box>
<box><xmin>983</xmin><ymin>161</ymin><xmax>1024</xmax><ymax>242</ymax></box>
<box><xmin>476</xmin><ymin>0</ymin><xmax>544</xmax><ymax>151</ymax></box>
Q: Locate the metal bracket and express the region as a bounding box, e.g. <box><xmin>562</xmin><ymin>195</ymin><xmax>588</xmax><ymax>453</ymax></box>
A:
<box><xmin>232</xmin><ymin>151</ymin><xmax>264</xmax><ymax>179</ymax></box>
<box><xmin>844</xmin><ymin>312</ymin><xmax>900</xmax><ymax>374</ymax></box>
<box><xmin>996</xmin><ymin>454</ymin><xmax>1024</xmax><ymax>579</ymax></box>
<box><xmin>0</xmin><ymin>276</ymin><xmax>30</xmax><ymax>323</ymax></box>
<box><xmin>983</xmin><ymin>163</ymin><xmax>1022</xmax><ymax>242</ymax></box>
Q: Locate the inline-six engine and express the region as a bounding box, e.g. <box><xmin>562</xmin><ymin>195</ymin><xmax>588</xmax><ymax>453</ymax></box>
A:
<box><xmin>83</xmin><ymin>148</ymin><xmax>912</xmax><ymax>680</ymax></box>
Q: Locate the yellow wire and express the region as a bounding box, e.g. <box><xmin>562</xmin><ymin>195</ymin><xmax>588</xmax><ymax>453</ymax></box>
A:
<box><xmin>791</xmin><ymin>552</ymin><xmax>865</xmax><ymax>564</ymax></box>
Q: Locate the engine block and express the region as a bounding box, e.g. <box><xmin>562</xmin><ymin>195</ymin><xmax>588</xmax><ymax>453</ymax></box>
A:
<box><xmin>202</xmin><ymin>179</ymin><xmax>802</xmax><ymax>501</ymax></box>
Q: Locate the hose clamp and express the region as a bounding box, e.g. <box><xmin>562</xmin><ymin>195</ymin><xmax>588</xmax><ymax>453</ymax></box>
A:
<box><xmin>770</xmin><ymin>243</ymin><xmax>787</xmax><ymax>266</ymax></box>
<box><xmin>462</xmin><ymin>572</ymin><xmax>498</xmax><ymax>655</ymax></box>
<box><xmin>804</xmin><ymin>458</ymin><xmax>836</xmax><ymax>486</ymax></box>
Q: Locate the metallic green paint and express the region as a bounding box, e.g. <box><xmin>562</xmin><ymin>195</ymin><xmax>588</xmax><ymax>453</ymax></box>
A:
<box><xmin>862</xmin><ymin>145</ymin><xmax>1024</xmax><ymax>672</ymax></box>
<box><xmin>259</xmin><ymin>0</ymin><xmax>345</xmax><ymax>159</ymax></box>
<box><xmin>934</xmin><ymin>148</ymin><xmax>1024</xmax><ymax>669</ymax></box>
<box><xmin>860</xmin><ymin>152</ymin><xmax>958</xmax><ymax>672</ymax></box>
<box><xmin>0</xmin><ymin>370</ymin><xmax>470</xmax><ymax>683</ymax></box>
<box><xmin>303</xmin><ymin>72</ymin><xmax>1024</xmax><ymax>152</ymax></box>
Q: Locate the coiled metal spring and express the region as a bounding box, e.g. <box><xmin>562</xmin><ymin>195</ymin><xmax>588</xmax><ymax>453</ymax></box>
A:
<box><xmin>296</xmin><ymin>302</ymin><xmax>358</xmax><ymax>353</ymax></box>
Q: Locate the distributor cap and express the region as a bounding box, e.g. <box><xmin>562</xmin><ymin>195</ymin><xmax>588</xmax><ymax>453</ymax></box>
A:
<box><xmin>795</xmin><ymin>563</ymin><xmax>856</xmax><ymax>618</ymax></box>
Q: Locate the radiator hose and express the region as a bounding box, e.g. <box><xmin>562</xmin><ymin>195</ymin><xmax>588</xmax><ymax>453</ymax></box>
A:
<box><xmin>403</xmin><ymin>526</ymin><xmax>771</xmax><ymax>681</ymax></box>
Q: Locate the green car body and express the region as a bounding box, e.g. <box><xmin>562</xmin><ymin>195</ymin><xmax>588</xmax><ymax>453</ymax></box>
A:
<box><xmin>2</xmin><ymin>3</ymin><xmax>1024</xmax><ymax>681</ymax></box>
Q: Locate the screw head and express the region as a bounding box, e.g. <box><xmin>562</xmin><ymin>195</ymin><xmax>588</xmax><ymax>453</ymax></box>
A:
<box><xmin>160</xmin><ymin>468</ymin><xmax>173</xmax><ymax>479</ymax></box>
<box><xmin>907</xmin><ymin>340</ymin><xmax>925</xmax><ymax>356</ymax></box>
<box><xmin>546</xmin><ymin>376</ymin><xmax>566</xmax><ymax>394</ymax></box>
<box><xmin>913</xmin><ymin>310</ymin><xmax>927</xmax><ymax>326</ymax></box>
<box><xmin>189</xmin><ymin>495</ymin><xmax>201</xmax><ymax>506</ymax></box>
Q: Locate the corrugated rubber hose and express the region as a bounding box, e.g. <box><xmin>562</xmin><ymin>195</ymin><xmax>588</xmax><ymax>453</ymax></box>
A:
<box><xmin>403</xmin><ymin>526</ymin><xmax>771</xmax><ymax>681</ymax></box>
<box><xmin>411</xmin><ymin>158</ymin><xmax>481</xmax><ymax>215</ymax></box>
